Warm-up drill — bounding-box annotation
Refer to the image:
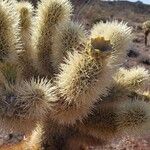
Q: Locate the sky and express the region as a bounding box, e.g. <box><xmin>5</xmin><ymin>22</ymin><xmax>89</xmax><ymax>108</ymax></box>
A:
<box><xmin>129</xmin><ymin>0</ymin><xmax>150</xmax><ymax>4</ymax></box>
<box><xmin>105</xmin><ymin>0</ymin><xmax>150</xmax><ymax>5</ymax></box>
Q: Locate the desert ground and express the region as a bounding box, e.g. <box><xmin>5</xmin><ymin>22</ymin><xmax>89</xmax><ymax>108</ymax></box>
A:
<box><xmin>0</xmin><ymin>0</ymin><xmax>150</xmax><ymax>149</ymax></box>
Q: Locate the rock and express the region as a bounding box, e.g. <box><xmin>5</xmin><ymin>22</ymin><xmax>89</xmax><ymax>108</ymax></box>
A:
<box><xmin>127</xmin><ymin>50</ymin><xmax>140</xmax><ymax>58</ymax></box>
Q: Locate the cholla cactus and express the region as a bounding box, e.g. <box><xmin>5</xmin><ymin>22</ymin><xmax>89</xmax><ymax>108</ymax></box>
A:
<box><xmin>142</xmin><ymin>20</ymin><xmax>150</xmax><ymax>46</ymax></box>
<box><xmin>0</xmin><ymin>0</ymin><xmax>150</xmax><ymax>149</ymax></box>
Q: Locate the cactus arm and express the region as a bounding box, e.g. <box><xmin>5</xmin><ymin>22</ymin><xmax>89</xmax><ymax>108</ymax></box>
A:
<box><xmin>0</xmin><ymin>0</ymin><xmax>20</xmax><ymax>63</ymax></box>
<box><xmin>51</xmin><ymin>21</ymin><xmax>87</xmax><ymax>73</ymax></box>
<box><xmin>78</xmin><ymin>98</ymin><xmax>150</xmax><ymax>140</ymax></box>
<box><xmin>31</xmin><ymin>0</ymin><xmax>72</xmax><ymax>77</ymax></box>
<box><xmin>0</xmin><ymin>78</ymin><xmax>53</xmax><ymax>134</ymax></box>
<box><xmin>16</xmin><ymin>1</ymin><xmax>36</xmax><ymax>80</ymax></box>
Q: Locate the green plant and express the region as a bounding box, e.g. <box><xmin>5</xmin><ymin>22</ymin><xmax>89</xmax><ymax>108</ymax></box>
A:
<box><xmin>0</xmin><ymin>0</ymin><xmax>149</xmax><ymax>149</ymax></box>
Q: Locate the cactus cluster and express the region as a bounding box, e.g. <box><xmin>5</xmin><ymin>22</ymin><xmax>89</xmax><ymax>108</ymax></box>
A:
<box><xmin>0</xmin><ymin>0</ymin><xmax>150</xmax><ymax>149</ymax></box>
<box><xmin>142</xmin><ymin>20</ymin><xmax>150</xmax><ymax>46</ymax></box>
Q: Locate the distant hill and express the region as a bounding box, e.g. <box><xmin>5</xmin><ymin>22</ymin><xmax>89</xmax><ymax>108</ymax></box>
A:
<box><xmin>71</xmin><ymin>0</ymin><xmax>150</xmax><ymax>27</ymax></box>
<box><xmin>24</xmin><ymin>0</ymin><xmax>150</xmax><ymax>17</ymax></box>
